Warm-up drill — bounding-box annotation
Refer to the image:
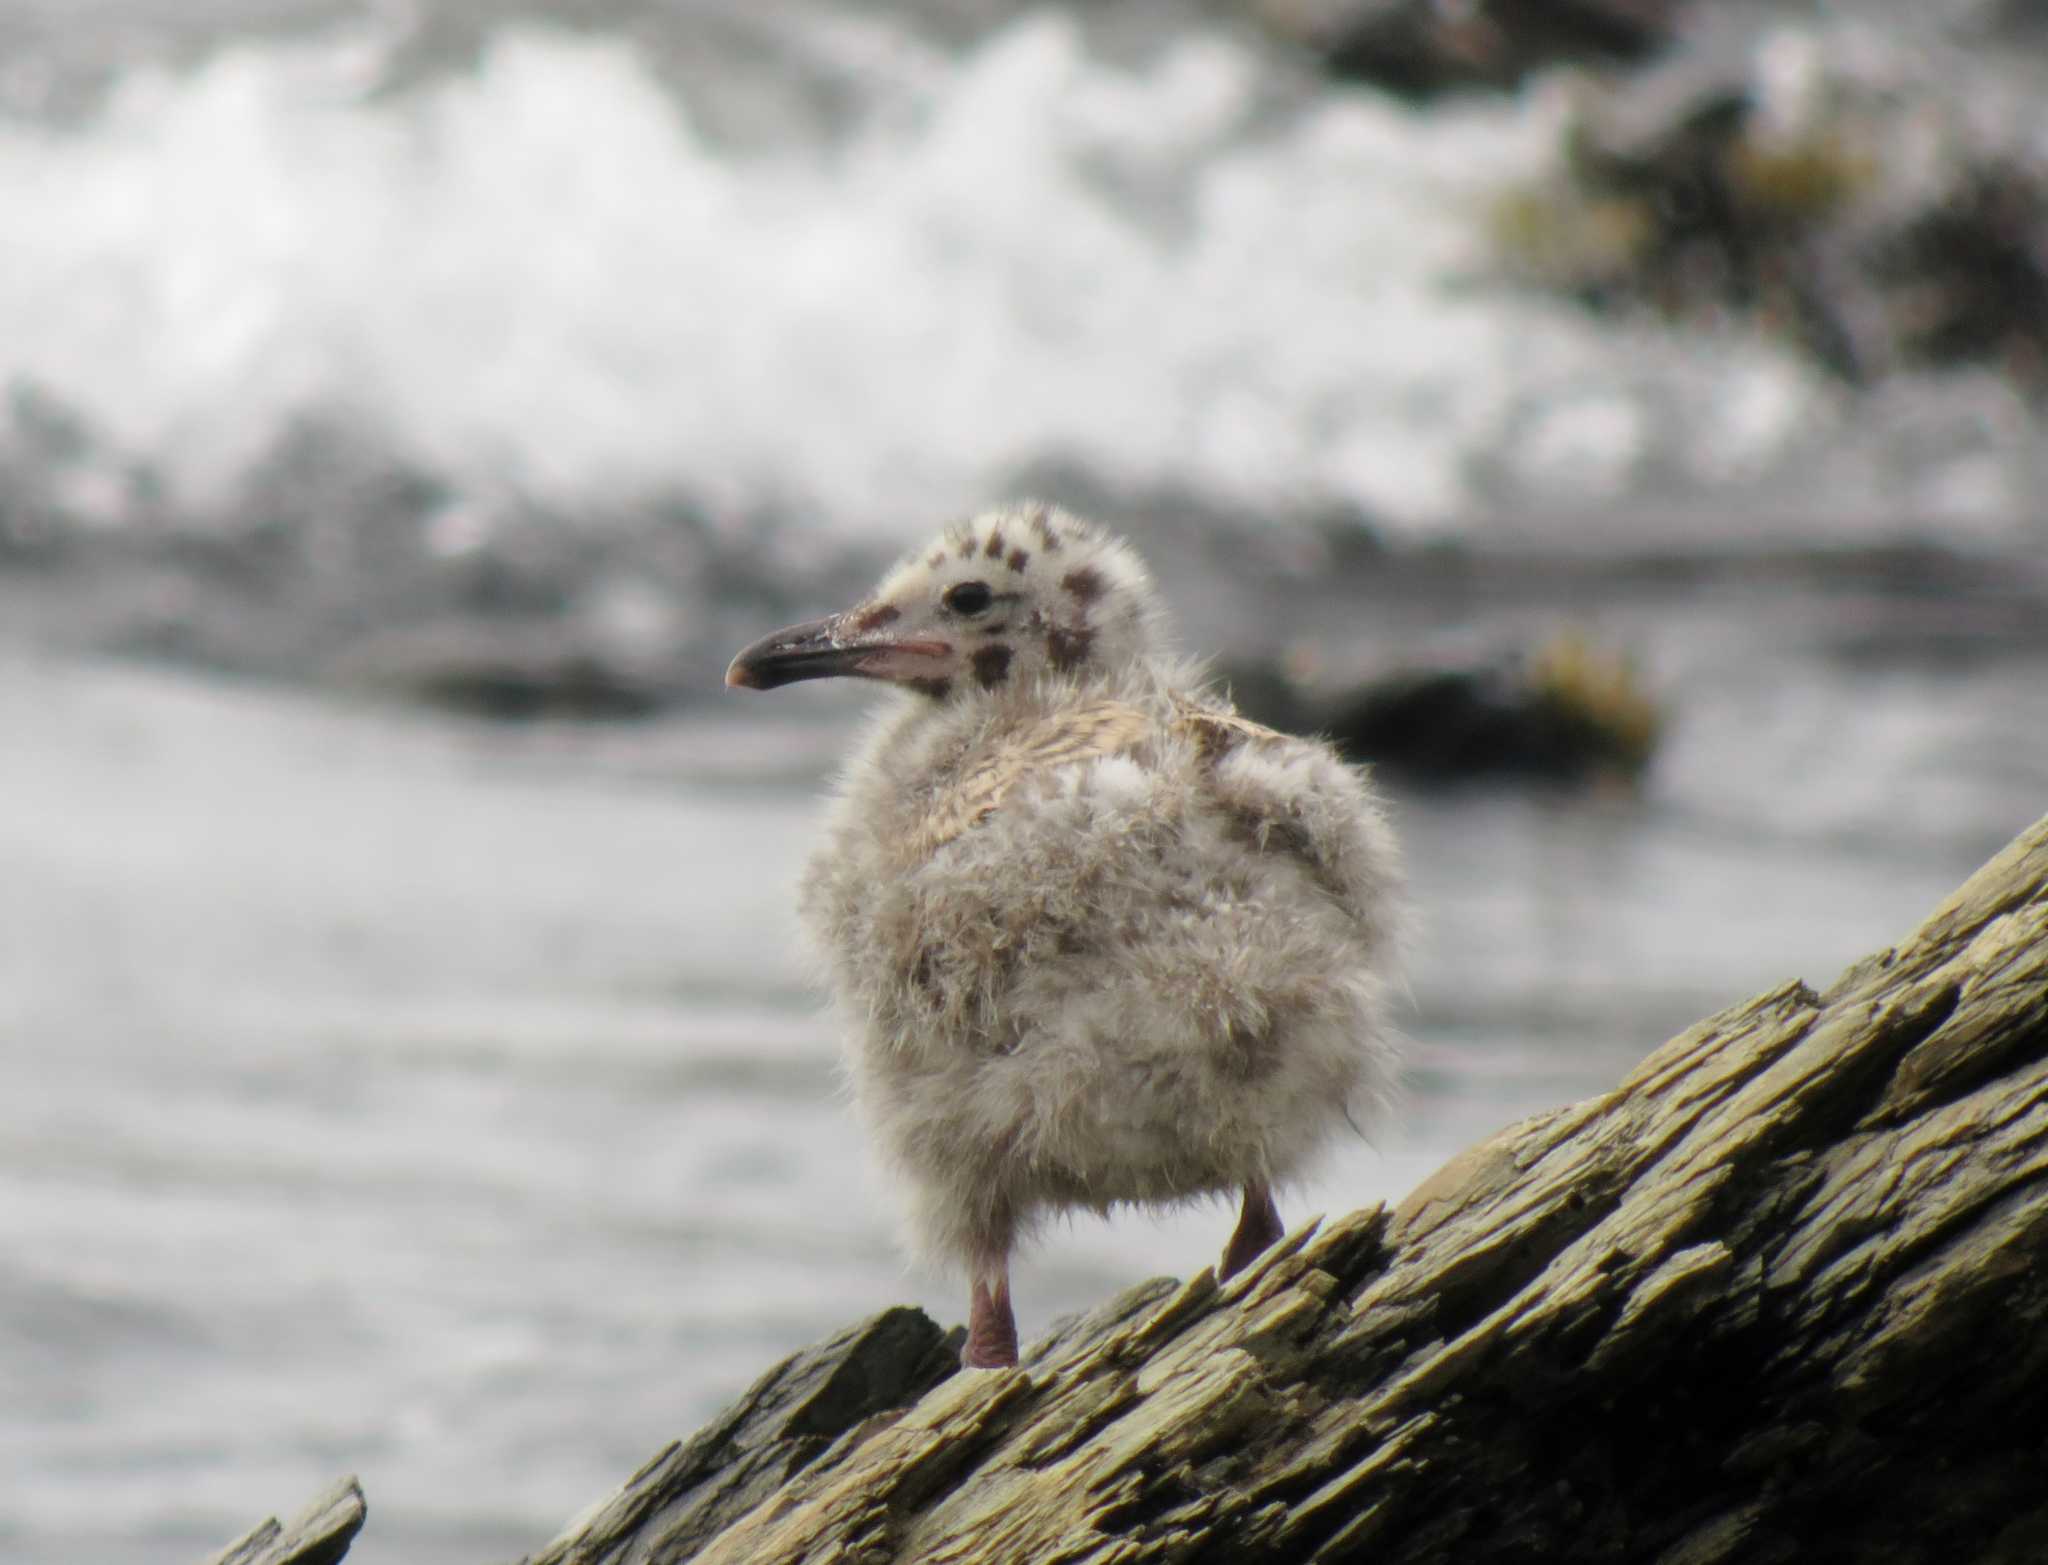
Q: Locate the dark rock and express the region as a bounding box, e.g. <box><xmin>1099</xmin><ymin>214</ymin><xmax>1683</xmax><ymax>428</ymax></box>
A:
<box><xmin>1491</xmin><ymin>30</ymin><xmax>2048</xmax><ymax>392</ymax></box>
<box><xmin>1229</xmin><ymin>629</ymin><xmax>1662</xmax><ymax>785</ymax></box>
<box><xmin>329</xmin><ymin>620</ymin><xmax>677</xmax><ymax>720</ymax></box>
<box><xmin>1320</xmin><ymin>665</ymin><xmax>1637</xmax><ymax>782</ymax></box>
<box><xmin>1251</xmin><ymin>0</ymin><xmax>1684</xmax><ymax>97</ymax></box>
<box><xmin>1868</xmin><ymin>159</ymin><xmax>2048</xmax><ymax>383</ymax></box>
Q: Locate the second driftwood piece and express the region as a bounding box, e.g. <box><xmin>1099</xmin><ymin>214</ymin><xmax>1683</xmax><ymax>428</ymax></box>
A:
<box><xmin>205</xmin><ymin>1477</ymin><xmax>365</xmax><ymax>1565</ymax></box>
<box><xmin>532</xmin><ymin>810</ymin><xmax>2048</xmax><ymax>1564</ymax></box>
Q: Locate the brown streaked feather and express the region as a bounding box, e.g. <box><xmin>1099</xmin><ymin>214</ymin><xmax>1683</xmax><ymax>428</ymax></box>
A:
<box><xmin>1169</xmin><ymin>697</ymin><xmax>1287</xmax><ymax>762</ymax></box>
<box><xmin>915</xmin><ymin>700</ymin><xmax>1154</xmax><ymax>855</ymax></box>
<box><xmin>911</xmin><ymin>696</ymin><xmax>1290</xmax><ymax>858</ymax></box>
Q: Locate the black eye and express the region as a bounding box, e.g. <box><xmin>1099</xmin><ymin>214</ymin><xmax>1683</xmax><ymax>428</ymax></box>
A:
<box><xmin>942</xmin><ymin>581</ymin><xmax>994</xmax><ymax>616</ymax></box>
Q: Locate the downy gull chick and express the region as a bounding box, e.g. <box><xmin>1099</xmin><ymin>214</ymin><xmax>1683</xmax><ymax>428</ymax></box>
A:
<box><xmin>726</xmin><ymin>502</ymin><xmax>1403</xmax><ymax>1368</ymax></box>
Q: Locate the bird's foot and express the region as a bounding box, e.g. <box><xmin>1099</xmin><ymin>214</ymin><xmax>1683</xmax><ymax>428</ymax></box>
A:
<box><xmin>1219</xmin><ymin>1182</ymin><xmax>1283</xmax><ymax>1282</ymax></box>
<box><xmin>964</xmin><ymin>1269</ymin><xmax>1019</xmax><ymax>1369</ymax></box>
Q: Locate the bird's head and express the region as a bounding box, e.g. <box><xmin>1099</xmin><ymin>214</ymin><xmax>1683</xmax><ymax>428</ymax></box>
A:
<box><xmin>726</xmin><ymin>502</ymin><xmax>1162</xmax><ymax>701</ymax></box>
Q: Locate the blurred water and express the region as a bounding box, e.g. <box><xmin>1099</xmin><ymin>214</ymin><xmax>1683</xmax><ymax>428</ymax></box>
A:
<box><xmin>2</xmin><ymin>2</ymin><xmax>2047</xmax><ymax>1562</ymax></box>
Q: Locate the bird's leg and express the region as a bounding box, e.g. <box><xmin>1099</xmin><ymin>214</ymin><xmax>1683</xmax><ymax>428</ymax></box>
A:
<box><xmin>964</xmin><ymin>1255</ymin><xmax>1019</xmax><ymax>1369</ymax></box>
<box><xmin>1219</xmin><ymin>1181</ymin><xmax>1284</xmax><ymax>1281</ymax></box>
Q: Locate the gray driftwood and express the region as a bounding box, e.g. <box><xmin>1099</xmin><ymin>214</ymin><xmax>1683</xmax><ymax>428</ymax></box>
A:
<box><xmin>226</xmin><ymin>811</ymin><xmax>2048</xmax><ymax>1564</ymax></box>
<box><xmin>204</xmin><ymin>1476</ymin><xmax>364</xmax><ymax>1565</ymax></box>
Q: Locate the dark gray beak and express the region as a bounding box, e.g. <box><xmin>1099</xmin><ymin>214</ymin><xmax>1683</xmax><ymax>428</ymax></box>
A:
<box><xmin>726</xmin><ymin>614</ymin><xmax>950</xmax><ymax>692</ymax></box>
<box><xmin>726</xmin><ymin>615</ymin><xmax>865</xmax><ymax>691</ymax></box>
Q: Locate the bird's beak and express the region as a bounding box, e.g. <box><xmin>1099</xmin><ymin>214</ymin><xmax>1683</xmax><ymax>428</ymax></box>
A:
<box><xmin>725</xmin><ymin>612</ymin><xmax>948</xmax><ymax>691</ymax></box>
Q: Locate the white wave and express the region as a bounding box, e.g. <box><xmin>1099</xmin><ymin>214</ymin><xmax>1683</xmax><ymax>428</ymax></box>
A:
<box><xmin>0</xmin><ymin>10</ymin><xmax>1894</xmax><ymax>541</ymax></box>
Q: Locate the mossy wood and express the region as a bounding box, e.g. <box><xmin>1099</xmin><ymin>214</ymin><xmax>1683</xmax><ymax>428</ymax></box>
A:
<box><xmin>223</xmin><ymin>811</ymin><xmax>2048</xmax><ymax>1564</ymax></box>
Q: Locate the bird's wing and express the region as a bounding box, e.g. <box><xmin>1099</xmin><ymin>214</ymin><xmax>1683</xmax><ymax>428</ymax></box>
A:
<box><xmin>1169</xmin><ymin>695</ymin><xmax>1374</xmax><ymax>907</ymax></box>
<box><xmin>1167</xmin><ymin>697</ymin><xmax>1288</xmax><ymax>761</ymax></box>
<box><xmin>916</xmin><ymin>699</ymin><xmax>1154</xmax><ymax>854</ymax></box>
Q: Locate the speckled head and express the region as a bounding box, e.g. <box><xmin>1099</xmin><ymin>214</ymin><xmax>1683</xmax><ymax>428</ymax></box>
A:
<box><xmin>726</xmin><ymin>501</ymin><xmax>1164</xmax><ymax>700</ymax></box>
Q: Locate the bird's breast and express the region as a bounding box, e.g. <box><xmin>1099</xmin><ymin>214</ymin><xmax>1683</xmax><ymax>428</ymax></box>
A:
<box><xmin>908</xmin><ymin>698</ymin><xmax>1158</xmax><ymax>858</ymax></box>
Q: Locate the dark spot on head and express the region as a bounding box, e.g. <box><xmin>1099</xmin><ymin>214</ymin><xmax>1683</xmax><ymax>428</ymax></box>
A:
<box><xmin>1061</xmin><ymin>566</ymin><xmax>1105</xmax><ymax>604</ymax></box>
<box><xmin>971</xmin><ymin>644</ymin><xmax>1013</xmax><ymax>690</ymax></box>
<box><xmin>983</xmin><ymin>531</ymin><xmax>1006</xmax><ymax>560</ymax></box>
<box><xmin>850</xmin><ymin>602</ymin><xmax>901</xmax><ymax>633</ymax></box>
<box><xmin>928</xmin><ymin>551</ymin><xmax>947</xmax><ymax>571</ymax></box>
<box><xmin>956</xmin><ymin>536</ymin><xmax>977</xmax><ymax>560</ymax></box>
<box><xmin>1029</xmin><ymin>508</ymin><xmax>1061</xmax><ymax>551</ymax></box>
<box><xmin>906</xmin><ymin>675</ymin><xmax>953</xmax><ymax>700</ymax></box>
<box><xmin>1045</xmin><ymin>622</ymin><xmax>1094</xmax><ymax>673</ymax></box>
<box><xmin>1007</xmin><ymin>547</ymin><xmax>1029</xmax><ymax>573</ymax></box>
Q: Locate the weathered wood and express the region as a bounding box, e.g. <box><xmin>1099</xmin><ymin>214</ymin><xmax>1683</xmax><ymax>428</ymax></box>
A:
<box><xmin>523</xmin><ymin>1306</ymin><xmax>961</xmax><ymax>1564</ymax></box>
<box><xmin>226</xmin><ymin>811</ymin><xmax>2048</xmax><ymax>1563</ymax></box>
<box><xmin>204</xmin><ymin>1476</ymin><xmax>364</xmax><ymax>1565</ymax></box>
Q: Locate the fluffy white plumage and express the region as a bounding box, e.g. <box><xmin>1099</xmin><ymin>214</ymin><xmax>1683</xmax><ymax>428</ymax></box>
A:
<box><xmin>727</xmin><ymin>501</ymin><xmax>1403</xmax><ymax>1366</ymax></box>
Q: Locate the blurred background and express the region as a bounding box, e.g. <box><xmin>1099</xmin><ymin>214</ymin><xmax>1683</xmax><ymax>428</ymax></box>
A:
<box><xmin>2</xmin><ymin>0</ymin><xmax>2045</xmax><ymax>1559</ymax></box>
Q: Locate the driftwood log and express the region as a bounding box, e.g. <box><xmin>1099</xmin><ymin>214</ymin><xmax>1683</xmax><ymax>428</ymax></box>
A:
<box><xmin>222</xmin><ymin>811</ymin><xmax>2048</xmax><ymax>1563</ymax></box>
<box><xmin>204</xmin><ymin>1477</ymin><xmax>365</xmax><ymax>1565</ymax></box>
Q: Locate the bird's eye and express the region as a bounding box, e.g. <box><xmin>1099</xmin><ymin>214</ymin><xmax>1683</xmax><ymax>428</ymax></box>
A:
<box><xmin>942</xmin><ymin>581</ymin><xmax>994</xmax><ymax>616</ymax></box>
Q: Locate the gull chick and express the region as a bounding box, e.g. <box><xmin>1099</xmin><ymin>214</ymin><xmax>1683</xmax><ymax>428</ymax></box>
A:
<box><xmin>727</xmin><ymin>503</ymin><xmax>1402</xmax><ymax>1368</ymax></box>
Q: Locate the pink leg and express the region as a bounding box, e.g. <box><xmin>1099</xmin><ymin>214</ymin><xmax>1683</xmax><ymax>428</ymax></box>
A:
<box><xmin>1219</xmin><ymin>1182</ymin><xmax>1283</xmax><ymax>1281</ymax></box>
<box><xmin>964</xmin><ymin>1259</ymin><xmax>1019</xmax><ymax>1369</ymax></box>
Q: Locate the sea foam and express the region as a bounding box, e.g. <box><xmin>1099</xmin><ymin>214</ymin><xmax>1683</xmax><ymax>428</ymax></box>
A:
<box><xmin>0</xmin><ymin>9</ymin><xmax>2034</xmax><ymax>553</ymax></box>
